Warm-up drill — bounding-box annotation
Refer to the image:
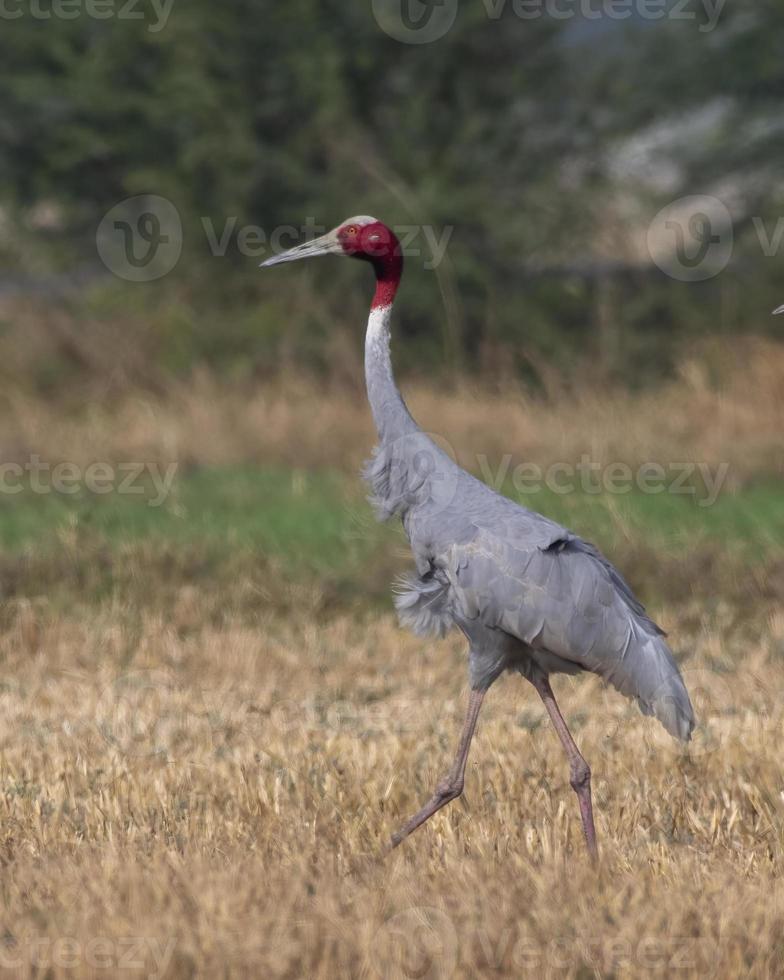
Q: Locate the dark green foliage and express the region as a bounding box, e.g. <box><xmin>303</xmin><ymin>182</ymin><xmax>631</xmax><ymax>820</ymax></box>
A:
<box><xmin>1</xmin><ymin>0</ymin><xmax>782</xmax><ymax>384</ymax></box>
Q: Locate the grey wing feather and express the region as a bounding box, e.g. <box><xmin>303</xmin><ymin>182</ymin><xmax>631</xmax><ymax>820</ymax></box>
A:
<box><xmin>442</xmin><ymin>523</ymin><xmax>695</xmax><ymax>741</ymax></box>
<box><xmin>368</xmin><ymin>437</ymin><xmax>694</xmax><ymax>741</ymax></box>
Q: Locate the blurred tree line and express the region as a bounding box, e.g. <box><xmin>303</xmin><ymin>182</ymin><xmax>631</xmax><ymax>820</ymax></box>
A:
<box><xmin>0</xmin><ymin>0</ymin><xmax>783</xmax><ymax>391</ymax></box>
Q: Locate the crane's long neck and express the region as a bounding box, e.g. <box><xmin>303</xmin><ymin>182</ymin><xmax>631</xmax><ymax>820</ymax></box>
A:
<box><xmin>364</xmin><ymin>261</ymin><xmax>417</xmax><ymax>444</ymax></box>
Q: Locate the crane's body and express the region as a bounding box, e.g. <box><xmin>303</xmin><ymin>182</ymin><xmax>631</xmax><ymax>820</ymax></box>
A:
<box><xmin>365</xmin><ymin>303</ymin><xmax>692</xmax><ymax>734</ymax></box>
<box><xmin>263</xmin><ymin>215</ymin><xmax>695</xmax><ymax>859</ymax></box>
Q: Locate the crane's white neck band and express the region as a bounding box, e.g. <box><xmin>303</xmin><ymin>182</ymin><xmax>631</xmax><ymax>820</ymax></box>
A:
<box><xmin>364</xmin><ymin>304</ymin><xmax>415</xmax><ymax>443</ymax></box>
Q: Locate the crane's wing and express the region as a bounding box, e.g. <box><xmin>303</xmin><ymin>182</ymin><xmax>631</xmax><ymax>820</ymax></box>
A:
<box><xmin>438</xmin><ymin>521</ymin><xmax>694</xmax><ymax>740</ymax></box>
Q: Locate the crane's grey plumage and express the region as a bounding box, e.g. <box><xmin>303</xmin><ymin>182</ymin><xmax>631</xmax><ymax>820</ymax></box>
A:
<box><xmin>263</xmin><ymin>215</ymin><xmax>695</xmax><ymax>859</ymax></box>
<box><xmin>363</xmin><ymin>304</ymin><xmax>693</xmax><ymax>738</ymax></box>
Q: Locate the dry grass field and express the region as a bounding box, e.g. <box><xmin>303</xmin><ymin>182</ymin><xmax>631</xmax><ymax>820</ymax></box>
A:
<box><xmin>0</xmin><ymin>597</ymin><xmax>782</xmax><ymax>978</ymax></box>
<box><xmin>1</xmin><ymin>343</ymin><xmax>782</xmax><ymax>485</ymax></box>
<box><xmin>0</xmin><ymin>332</ymin><xmax>781</xmax><ymax>977</ymax></box>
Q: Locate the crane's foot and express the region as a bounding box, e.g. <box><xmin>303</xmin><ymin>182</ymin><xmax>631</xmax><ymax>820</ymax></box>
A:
<box><xmin>386</xmin><ymin>689</ymin><xmax>485</xmax><ymax>854</ymax></box>
<box><xmin>388</xmin><ymin>778</ymin><xmax>463</xmax><ymax>851</ymax></box>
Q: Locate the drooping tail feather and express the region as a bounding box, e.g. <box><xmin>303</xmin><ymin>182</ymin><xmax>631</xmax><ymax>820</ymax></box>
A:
<box><xmin>600</xmin><ymin>623</ymin><xmax>695</xmax><ymax>741</ymax></box>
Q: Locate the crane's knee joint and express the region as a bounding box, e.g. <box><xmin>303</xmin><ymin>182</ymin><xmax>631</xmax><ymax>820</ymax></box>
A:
<box><xmin>434</xmin><ymin>776</ymin><xmax>463</xmax><ymax>802</ymax></box>
<box><xmin>569</xmin><ymin>761</ymin><xmax>591</xmax><ymax>793</ymax></box>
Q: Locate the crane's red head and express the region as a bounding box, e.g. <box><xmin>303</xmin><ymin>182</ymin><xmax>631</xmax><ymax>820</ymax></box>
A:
<box><xmin>261</xmin><ymin>215</ymin><xmax>403</xmax><ymax>308</ymax></box>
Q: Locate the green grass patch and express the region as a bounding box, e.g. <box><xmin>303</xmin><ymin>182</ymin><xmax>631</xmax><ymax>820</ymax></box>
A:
<box><xmin>0</xmin><ymin>466</ymin><xmax>779</xmax><ymax>613</ymax></box>
<box><xmin>513</xmin><ymin>481</ymin><xmax>784</xmax><ymax>558</ymax></box>
<box><xmin>0</xmin><ymin>465</ymin><xmax>780</xmax><ymax>564</ymax></box>
<box><xmin>0</xmin><ymin>466</ymin><xmax>395</xmax><ymax>574</ymax></box>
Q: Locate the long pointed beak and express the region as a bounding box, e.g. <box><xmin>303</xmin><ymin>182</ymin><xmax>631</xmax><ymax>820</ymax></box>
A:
<box><xmin>260</xmin><ymin>233</ymin><xmax>339</xmax><ymax>268</ymax></box>
<box><xmin>773</xmin><ymin>304</ymin><xmax>784</xmax><ymax>316</ymax></box>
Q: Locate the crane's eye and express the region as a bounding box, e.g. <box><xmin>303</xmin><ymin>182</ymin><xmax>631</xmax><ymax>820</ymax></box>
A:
<box><xmin>347</xmin><ymin>226</ymin><xmax>358</xmax><ymax>235</ymax></box>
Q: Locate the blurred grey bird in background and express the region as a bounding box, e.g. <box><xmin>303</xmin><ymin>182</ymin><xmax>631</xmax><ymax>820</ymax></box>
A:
<box><xmin>263</xmin><ymin>215</ymin><xmax>695</xmax><ymax>860</ymax></box>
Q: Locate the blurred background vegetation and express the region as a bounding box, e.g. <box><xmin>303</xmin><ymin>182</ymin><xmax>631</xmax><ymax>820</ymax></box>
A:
<box><xmin>1</xmin><ymin>0</ymin><xmax>783</xmax><ymax>393</ymax></box>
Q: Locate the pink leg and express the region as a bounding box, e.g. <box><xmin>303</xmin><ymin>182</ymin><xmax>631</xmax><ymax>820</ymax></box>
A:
<box><xmin>531</xmin><ymin>674</ymin><xmax>598</xmax><ymax>861</ymax></box>
<box><xmin>390</xmin><ymin>688</ymin><xmax>485</xmax><ymax>849</ymax></box>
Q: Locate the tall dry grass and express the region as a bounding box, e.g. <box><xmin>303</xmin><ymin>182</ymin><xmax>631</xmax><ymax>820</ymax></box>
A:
<box><xmin>0</xmin><ymin>334</ymin><xmax>781</xmax><ymax>485</ymax></box>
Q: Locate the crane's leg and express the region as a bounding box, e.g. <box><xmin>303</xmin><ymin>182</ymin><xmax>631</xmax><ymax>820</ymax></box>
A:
<box><xmin>531</xmin><ymin>673</ymin><xmax>598</xmax><ymax>862</ymax></box>
<box><xmin>390</xmin><ymin>688</ymin><xmax>485</xmax><ymax>849</ymax></box>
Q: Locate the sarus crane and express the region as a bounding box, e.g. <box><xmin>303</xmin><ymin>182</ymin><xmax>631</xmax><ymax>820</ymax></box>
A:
<box><xmin>262</xmin><ymin>216</ymin><xmax>695</xmax><ymax>859</ymax></box>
